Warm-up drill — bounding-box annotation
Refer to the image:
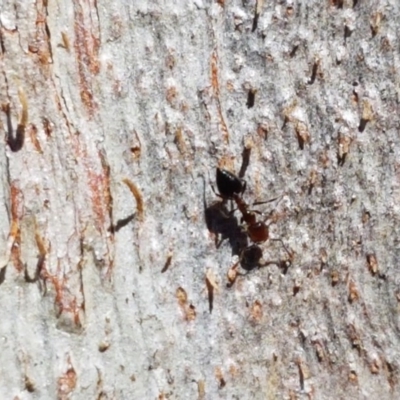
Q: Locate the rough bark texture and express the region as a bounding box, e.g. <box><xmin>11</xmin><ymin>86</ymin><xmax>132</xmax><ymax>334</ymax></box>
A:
<box><xmin>1</xmin><ymin>0</ymin><xmax>400</xmax><ymax>399</ymax></box>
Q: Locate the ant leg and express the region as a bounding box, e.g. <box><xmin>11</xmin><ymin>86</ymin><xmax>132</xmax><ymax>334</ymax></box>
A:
<box><xmin>258</xmin><ymin>259</ymin><xmax>282</xmax><ymax>268</ymax></box>
<box><xmin>210</xmin><ymin>183</ymin><xmax>222</xmax><ymax>199</ymax></box>
<box><xmin>257</xmin><ymin>257</ymin><xmax>291</xmax><ymax>276</ymax></box>
<box><xmin>253</xmin><ymin>194</ymin><xmax>282</xmax><ymax>206</ymax></box>
<box><xmin>213</xmin><ymin>202</ymin><xmax>241</xmax><ymax>220</ymax></box>
<box><xmin>243</xmin><ymin>196</ymin><xmax>282</xmax><ymax>223</ymax></box>
<box><xmin>255</xmin><ymin>207</ymin><xmax>282</xmax><ymax>225</ymax></box>
<box><xmin>208</xmin><ymin>170</ymin><xmax>223</xmax><ymax>199</ymax></box>
<box><xmin>270</xmin><ymin>238</ymin><xmax>293</xmax><ymax>262</ymax></box>
<box><xmin>216</xmin><ymin>235</ymin><xmax>226</xmax><ymax>248</ymax></box>
<box><xmin>250</xmin><ymin>209</ymin><xmax>264</xmax><ymax>216</ymax></box>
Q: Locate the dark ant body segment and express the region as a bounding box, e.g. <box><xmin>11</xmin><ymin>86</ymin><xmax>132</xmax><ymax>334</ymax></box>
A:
<box><xmin>242</xmin><ymin>244</ymin><xmax>263</xmax><ymax>268</ymax></box>
<box><xmin>216</xmin><ymin>168</ymin><xmax>246</xmax><ymax>199</ymax></box>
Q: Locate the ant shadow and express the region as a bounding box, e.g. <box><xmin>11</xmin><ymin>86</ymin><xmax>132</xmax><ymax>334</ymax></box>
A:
<box><xmin>204</xmin><ymin>199</ymin><xmax>248</xmax><ymax>257</ymax></box>
<box><xmin>202</xmin><ymin>172</ymin><xmax>247</xmax><ymax>259</ymax></box>
<box><xmin>3</xmin><ymin>104</ymin><xmax>24</xmax><ymax>152</ymax></box>
<box><xmin>203</xmin><ymin>195</ymin><xmax>265</xmax><ymax>273</ymax></box>
<box><xmin>204</xmin><ymin>201</ymin><xmax>287</xmax><ymax>274</ymax></box>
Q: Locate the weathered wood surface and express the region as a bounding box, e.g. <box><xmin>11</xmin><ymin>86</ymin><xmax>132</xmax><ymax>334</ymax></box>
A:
<box><xmin>1</xmin><ymin>1</ymin><xmax>400</xmax><ymax>398</ymax></box>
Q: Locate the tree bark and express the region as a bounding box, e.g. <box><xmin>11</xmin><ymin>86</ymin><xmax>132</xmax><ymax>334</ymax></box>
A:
<box><xmin>1</xmin><ymin>0</ymin><xmax>400</xmax><ymax>398</ymax></box>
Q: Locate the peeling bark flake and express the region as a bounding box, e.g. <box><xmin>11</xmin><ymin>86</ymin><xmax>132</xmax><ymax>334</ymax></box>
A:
<box><xmin>250</xmin><ymin>300</ymin><xmax>263</xmax><ymax>322</ymax></box>
<box><xmin>210</xmin><ymin>51</ymin><xmax>229</xmax><ymax>143</ymax></box>
<box><xmin>215</xmin><ymin>367</ymin><xmax>226</xmax><ymax>389</ymax></box>
<box><xmin>57</xmin><ymin>357</ymin><xmax>77</xmax><ymax>399</ymax></box>
<box><xmin>73</xmin><ymin>0</ymin><xmax>101</xmax><ymax>116</ymax></box>
<box><xmin>367</xmin><ymin>253</ymin><xmax>378</xmax><ymax>275</ymax></box>
<box><xmin>161</xmin><ymin>251</ymin><xmax>173</xmax><ymax>273</ymax></box>
<box><xmin>122</xmin><ymin>178</ymin><xmax>144</xmax><ymax>221</ymax></box>
<box><xmin>9</xmin><ymin>184</ymin><xmax>24</xmax><ymax>272</ymax></box>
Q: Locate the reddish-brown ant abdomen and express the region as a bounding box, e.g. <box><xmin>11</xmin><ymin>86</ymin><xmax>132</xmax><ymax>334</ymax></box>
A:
<box><xmin>247</xmin><ymin>221</ymin><xmax>269</xmax><ymax>244</ymax></box>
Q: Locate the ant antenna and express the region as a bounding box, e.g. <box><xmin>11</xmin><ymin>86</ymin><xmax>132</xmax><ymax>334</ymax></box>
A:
<box><xmin>253</xmin><ymin>194</ymin><xmax>282</xmax><ymax>206</ymax></box>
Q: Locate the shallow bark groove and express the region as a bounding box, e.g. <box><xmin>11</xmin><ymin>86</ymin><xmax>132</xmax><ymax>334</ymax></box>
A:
<box><xmin>0</xmin><ymin>1</ymin><xmax>399</xmax><ymax>398</ymax></box>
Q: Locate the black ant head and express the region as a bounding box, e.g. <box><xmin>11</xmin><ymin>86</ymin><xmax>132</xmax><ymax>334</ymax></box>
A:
<box><xmin>216</xmin><ymin>168</ymin><xmax>246</xmax><ymax>199</ymax></box>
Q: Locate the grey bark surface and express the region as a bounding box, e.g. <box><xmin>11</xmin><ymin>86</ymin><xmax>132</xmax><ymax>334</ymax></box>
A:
<box><xmin>0</xmin><ymin>0</ymin><xmax>400</xmax><ymax>399</ymax></box>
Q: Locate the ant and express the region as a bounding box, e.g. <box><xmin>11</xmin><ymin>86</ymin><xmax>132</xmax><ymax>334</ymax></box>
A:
<box><xmin>211</xmin><ymin>167</ymin><xmax>292</xmax><ymax>271</ymax></box>
<box><xmin>212</xmin><ymin>167</ymin><xmax>270</xmax><ymax>244</ymax></box>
